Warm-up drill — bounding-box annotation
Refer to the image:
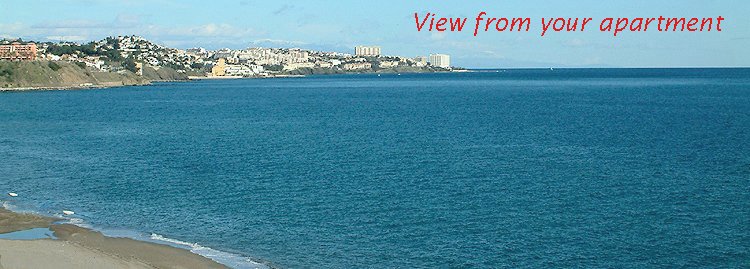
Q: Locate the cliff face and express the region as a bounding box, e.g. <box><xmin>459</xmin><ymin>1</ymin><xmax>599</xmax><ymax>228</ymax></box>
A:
<box><xmin>0</xmin><ymin>61</ymin><xmax>148</xmax><ymax>89</ymax></box>
<box><xmin>141</xmin><ymin>65</ymin><xmax>189</xmax><ymax>81</ymax></box>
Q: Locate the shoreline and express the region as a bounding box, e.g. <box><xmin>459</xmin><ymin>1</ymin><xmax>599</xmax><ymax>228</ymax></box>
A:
<box><xmin>0</xmin><ymin>81</ymin><xmax>151</xmax><ymax>92</ymax></box>
<box><xmin>0</xmin><ymin>206</ymin><xmax>266</xmax><ymax>269</ymax></box>
<box><xmin>0</xmin><ymin>69</ymin><xmax>458</xmax><ymax>92</ymax></box>
<box><xmin>5</xmin><ymin>67</ymin><xmax>746</xmax><ymax>92</ymax></box>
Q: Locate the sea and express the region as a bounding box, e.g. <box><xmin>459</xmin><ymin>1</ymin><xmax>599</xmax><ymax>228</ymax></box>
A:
<box><xmin>1</xmin><ymin>69</ymin><xmax>749</xmax><ymax>268</ymax></box>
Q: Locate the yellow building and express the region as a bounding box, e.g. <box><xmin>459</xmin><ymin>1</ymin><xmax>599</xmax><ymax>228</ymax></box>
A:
<box><xmin>211</xmin><ymin>58</ymin><xmax>226</xmax><ymax>76</ymax></box>
<box><xmin>135</xmin><ymin>62</ymin><xmax>143</xmax><ymax>76</ymax></box>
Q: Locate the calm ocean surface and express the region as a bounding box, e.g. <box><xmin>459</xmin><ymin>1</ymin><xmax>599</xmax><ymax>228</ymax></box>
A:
<box><xmin>1</xmin><ymin>69</ymin><xmax>749</xmax><ymax>268</ymax></box>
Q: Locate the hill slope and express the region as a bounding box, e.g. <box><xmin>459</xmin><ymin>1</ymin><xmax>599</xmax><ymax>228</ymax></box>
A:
<box><xmin>0</xmin><ymin>61</ymin><xmax>148</xmax><ymax>89</ymax></box>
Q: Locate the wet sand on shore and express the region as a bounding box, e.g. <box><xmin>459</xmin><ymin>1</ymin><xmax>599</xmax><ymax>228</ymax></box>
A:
<box><xmin>0</xmin><ymin>208</ymin><xmax>228</xmax><ymax>269</ymax></box>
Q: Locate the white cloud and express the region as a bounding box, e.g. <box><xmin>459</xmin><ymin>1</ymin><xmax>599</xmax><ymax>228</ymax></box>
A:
<box><xmin>430</xmin><ymin>32</ymin><xmax>446</xmax><ymax>41</ymax></box>
<box><xmin>249</xmin><ymin>38</ymin><xmax>308</xmax><ymax>46</ymax></box>
<box><xmin>0</xmin><ymin>18</ymin><xmax>264</xmax><ymax>49</ymax></box>
<box><xmin>32</xmin><ymin>20</ymin><xmax>111</xmax><ymax>29</ymax></box>
<box><xmin>564</xmin><ymin>38</ymin><xmax>587</xmax><ymax>47</ymax></box>
<box><xmin>114</xmin><ymin>14</ymin><xmax>141</xmax><ymax>27</ymax></box>
<box><xmin>0</xmin><ymin>22</ymin><xmax>25</xmax><ymax>36</ymax></box>
<box><xmin>45</xmin><ymin>35</ymin><xmax>90</xmax><ymax>42</ymax></box>
<box><xmin>142</xmin><ymin>23</ymin><xmax>261</xmax><ymax>38</ymax></box>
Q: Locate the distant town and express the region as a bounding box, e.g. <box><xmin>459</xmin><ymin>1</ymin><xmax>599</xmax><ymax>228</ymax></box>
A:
<box><xmin>0</xmin><ymin>36</ymin><xmax>457</xmax><ymax>80</ymax></box>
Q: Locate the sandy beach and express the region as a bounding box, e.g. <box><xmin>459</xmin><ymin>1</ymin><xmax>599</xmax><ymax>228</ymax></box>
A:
<box><xmin>0</xmin><ymin>208</ymin><xmax>228</xmax><ymax>269</ymax></box>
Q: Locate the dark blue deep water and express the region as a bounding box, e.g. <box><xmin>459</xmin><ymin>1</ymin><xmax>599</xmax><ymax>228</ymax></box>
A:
<box><xmin>1</xmin><ymin>69</ymin><xmax>749</xmax><ymax>268</ymax></box>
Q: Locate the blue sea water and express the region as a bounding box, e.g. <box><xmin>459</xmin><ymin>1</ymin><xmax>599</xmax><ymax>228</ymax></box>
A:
<box><xmin>1</xmin><ymin>69</ymin><xmax>749</xmax><ymax>268</ymax></box>
<box><xmin>0</xmin><ymin>227</ymin><xmax>56</xmax><ymax>240</ymax></box>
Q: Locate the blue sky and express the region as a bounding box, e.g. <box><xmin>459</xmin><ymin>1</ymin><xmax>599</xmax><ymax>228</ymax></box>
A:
<box><xmin>1</xmin><ymin>0</ymin><xmax>748</xmax><ymax>68</ymax></box>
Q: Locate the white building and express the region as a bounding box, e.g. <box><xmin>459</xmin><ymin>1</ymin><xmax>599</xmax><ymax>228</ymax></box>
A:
<box><xmin>237</xmin><ymin>48</ymin><xmax>311</xmax><ymax>65</ymax></box>
<box><xmin>413</xmin><ymin>56</ymin><xmax>428</xmax><ymax>67</ymax></box>
<box><xmin>316</xmin><ymin>61</ymin><xmax>334</xmax><ymax>68</ymax></box>
<box><xmin>45</xmin><ymin>54</ymin><xmax>61</xmax><ymax>61</ymax></box>
<box><xmin>81</xmin><ymin>57</ymin><xmax>105</xmax><ymax>70</ymax></box>
<box><xmin>186</xmin><ymin>47</ymin><xmax>207</xmax><ymax>55</ymax></box>
<box><xmin>287</xmin><ymin>49</ymin><xmax>309</xmax><ymax>63</ymax></box>
<box><xmin>283</xmin><ymin>62</ymin><xmax>315</xmax><ymax>71</ymax></box>
<box><xmin>343</xmin><ymin>62</ymin><xmax>372</xmax><ymax>70</ymax></box>
<box><xmin>355</xmin><ymin>46</ymin><xmax>381</xmax><ymax>56</ymax></box>
<box><xmin>378</xmin><ymin>61</ymin><xmax>399</xmax><ymax>68</ymax></box>
<box><xmin>224</xmin><ymin>64</ymin><xmax>264</xmax><ymax>76</ymax></box>
<box><xmin>429</xmin><ymin>54</ymin><xmax>451</xmax><ymax>68</ymax></box>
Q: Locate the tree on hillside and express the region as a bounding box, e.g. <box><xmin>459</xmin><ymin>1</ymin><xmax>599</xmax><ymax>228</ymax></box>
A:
<box><xmin>190</xmin><ymin>63</ymin><xmax>205</xmax><ymax>70</ymax></box>
<box><xmin>263</xmin><ymin>64</ymin><xmax>284</xmax><ymax>72</ymax></box>
<box><xmin>122</xmin><ymin>58</ymin><xmax>137</xmax><ymax>73</ymax></box>
<box><xmin>48</xmin><ymin>61</ymin><xmax>62</xmax><ymax>71</ymax></box>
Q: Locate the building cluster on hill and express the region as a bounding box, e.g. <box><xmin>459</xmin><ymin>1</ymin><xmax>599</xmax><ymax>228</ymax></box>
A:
<box><xmin>0</xmin><ymin>36</ymin><xmax>454</xmax><ymax>78</ymax></box>
<box><xmin>206</xmin><ymin>44</ymin><xmax>452</xmax><ymax>77</ymax></box>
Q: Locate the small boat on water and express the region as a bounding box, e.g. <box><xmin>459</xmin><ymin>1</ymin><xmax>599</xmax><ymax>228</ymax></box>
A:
<box><xmin>62</xmin><ymin>210</ymin><xmax>75</xmax><ymax>215</ymax></box>
<box><xmin>8</xmin><ymin>192</ymin><xmax>18</xmax><ymax>197</ymax></box>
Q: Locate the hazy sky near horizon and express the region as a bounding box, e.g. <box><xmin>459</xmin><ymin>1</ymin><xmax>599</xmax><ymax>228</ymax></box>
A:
<box><xmin>1</xmin><ymin>0</ymin><xmax>748</xmax><ymax>68</ymax></box>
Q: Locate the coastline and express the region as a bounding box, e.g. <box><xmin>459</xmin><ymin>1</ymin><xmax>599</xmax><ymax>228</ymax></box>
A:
<box><xmin>1</xmin><ymin>85</ymin><xmax>135</xmax><ymax>92</ymax></box>
<box><xmin>0</xmin><ymin>81</ymin><xmax>151</xmax><ymax>92</ymax></box>
<box><xmin>0</xmin><ymin>68</ymin><xmax>462</xmax><ymax>92</ymax></box>
<box><xmin>0</xmin><ymin>207</ymin><xmax>239</xmax><ymax>269</ymax></box>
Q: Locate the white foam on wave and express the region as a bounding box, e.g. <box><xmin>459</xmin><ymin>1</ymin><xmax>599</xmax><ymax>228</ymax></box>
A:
<box><xmin>65</xmin><ymin>220</ymin><xmax>270</xmax><ymax>269</ymax></box>
<box><xmin>1</xmin><ymin>201</ymin><xmax>14</xmax><ymax>210</ymax></box>
<box><xmin>150</xmin><ymin>233</ymin><xmax>201</xmax><ymax>248</ymax></box>
<box><xmin>149</xmin><ymin>233</ymin><xmax>270</xmax><ymax>269</ymax></box>
<box><xmin>57</xmin><ymin>217</ymin><xmax>93</xmax><ymax>228</ymax></box>
<box><xmin>2</xmin><ymin>201</ymin><xmax>268</xmax><ymax>269</ymax></box>
<box><xmin>3</xmin><ymin>200</ymin><xmax>46</xmax><ymax>216</ymax></box>
<box><xmin>2</xmin><ymin>200</ymin><xmax>26</xmax><ymax>213</ymax></box>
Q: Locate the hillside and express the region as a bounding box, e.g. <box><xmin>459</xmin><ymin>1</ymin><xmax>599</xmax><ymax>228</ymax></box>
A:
<box><xmin>0</xmin><ymin>61</ymin><xmax>148</xmax><ymax>89</ymax></box>
<box><xmin>141</xmin><ymin>65</ymin><xmax>195</xmax><ymax>81</ymax></box>
<box><xmin>0</xmin><ymin>35</ymin><xmax>455</xmax><ymax>88</ymax></box>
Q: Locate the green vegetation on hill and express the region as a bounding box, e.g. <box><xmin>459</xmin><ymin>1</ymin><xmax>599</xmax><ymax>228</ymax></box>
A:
<box><xmin>0</xmin><ymin>60</ymin><xmax>146</xmax><ymax>89</ymax></box>
<box><xmin>2</xmin><ymin>35</ymin><xmax>455</xmax><ymax>87</ymax></box>
<box><xmin>48</xmin><ymin>61</ymin><xmax>62</xmax><ymax>71</ymax></box>
<box><xmin>44</xmin><ymin>40</ymin><xmax>124</xmax><ymax>62</ymax></box>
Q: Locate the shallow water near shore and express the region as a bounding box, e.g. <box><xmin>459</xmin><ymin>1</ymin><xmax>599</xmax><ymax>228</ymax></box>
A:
<box><xmin>0</xmin><ymin>227</ymin><xmax>56</xmax><ymax>240</ymax></box>
<box><xmin>1</xmin><ymin>69</ymin><xmax>749</xmax><ymax>268</ymax></box>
